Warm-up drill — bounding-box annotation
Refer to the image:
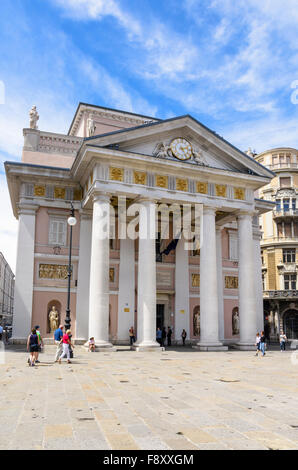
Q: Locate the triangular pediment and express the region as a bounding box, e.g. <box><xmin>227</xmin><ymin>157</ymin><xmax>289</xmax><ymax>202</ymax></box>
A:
<box><xmin>82</xmin><ymin>115</ymin><xmax>273</xmax><ymax>179</ymax></box>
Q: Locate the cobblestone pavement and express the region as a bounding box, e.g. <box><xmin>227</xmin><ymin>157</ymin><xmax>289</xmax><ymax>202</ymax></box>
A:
<box><xmin>1</xmin><ymin>344</ymin><xmax>298</xmax><ymax>450</ymax></box>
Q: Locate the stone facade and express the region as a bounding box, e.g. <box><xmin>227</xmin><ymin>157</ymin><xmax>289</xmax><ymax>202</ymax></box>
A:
<box><xmin>0</xmin><ymin>252</ymin><xmax>15</xmax><ymax>327</ymax></box>
<box><xmin>255</xmin><ymin>147</ymin><xmax>298</xmax><ymax>341</ymax></box>
<box><xmin>5</xmin><ymin>103</ymin><xmax>274</xmax><ymax>348</ymax></box>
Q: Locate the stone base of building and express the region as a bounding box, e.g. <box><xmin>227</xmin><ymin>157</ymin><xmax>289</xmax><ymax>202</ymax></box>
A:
<box><xmin>194</xmin><ymin>342</ymin><xmax>228</xmax><ymax>351</ymax></box>
<box><xmin>233</xmin><ymin>342</ymin><xmax>256</xmax><ymax>351</ymax></box>
<box><xmin>9</xmin><ymin>337</ymin><xmax>27</xmax><ymax>345</ymax></box>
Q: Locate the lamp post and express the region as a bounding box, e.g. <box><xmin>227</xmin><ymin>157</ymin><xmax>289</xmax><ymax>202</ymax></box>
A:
<box><xmin>65</xmin><ymin>202</ymin><xmax>77</xmax><ymax>332</ymax></box>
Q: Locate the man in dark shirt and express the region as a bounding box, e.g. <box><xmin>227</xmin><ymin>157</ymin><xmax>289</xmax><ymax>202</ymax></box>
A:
<box><xmin>54</xmin><ymin>324</ymin><xmax>64</xmax><ymax>362</ymax></box>
<box><xmin>167</xmin><ymin>327</ymin><xmax>172</xmax><ymax>346</ymax></box>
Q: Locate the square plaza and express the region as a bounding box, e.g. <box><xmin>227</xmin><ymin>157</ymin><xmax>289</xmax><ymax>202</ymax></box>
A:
<box><xmin>1</xmin><ymin>345</ymin><xmax>298</xmax><ymax>451</ymax></box>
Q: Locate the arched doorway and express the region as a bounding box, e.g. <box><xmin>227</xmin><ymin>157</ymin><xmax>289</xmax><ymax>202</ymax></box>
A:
<box><xmin>283</xmin><ymin>309</ymin><xmax>298</xmax><ymax>339</ymax></box>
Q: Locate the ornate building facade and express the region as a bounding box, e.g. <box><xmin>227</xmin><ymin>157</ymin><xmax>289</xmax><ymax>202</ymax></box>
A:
<box><xmin>0</xmin><ymin>252</ymin><xmax>15</xmax><ymax>327</ymax></box>
<box><xmin>255</xmin><ymin>147</ymin><xmax>298</xmax><ymax>341</ymax></box>
<box><xmin>5</xmin><ymin>103</ymin><xmax>273</xmax><ymax>349</ymax></box>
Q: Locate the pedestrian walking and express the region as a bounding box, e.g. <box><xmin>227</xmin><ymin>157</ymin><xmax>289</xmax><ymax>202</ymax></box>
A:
<box><xmin>161</xmin><ymin>326</ymin><xmax>167</xmax><ymax>347</ymax></box>
<box><xmin>181</xmin><ymin>329</ymin><xmax>187</xmax><ymax>346</ymax></box>
<box><xmin>255</xmin><ymin>332</ymin><xmax>261</xmax><ymax>356</ymax></box>
<box><xmin>280</xmin><ymin>331</ymin><xmax>287</xmax><ymax>351</ymax></box>
<box><xmin>54</xmin><ymin>324</ymin><xmax>64</xmax><ymax>362</ymax></box>
<box><xmin>0</xmin><ymin>325</ymin><xmax>3</xmax><ymax>341</ymax></box>
<box><xmin>129</xmin><ymin>326</ymin><xmax>136</xmax><ymax>346</ymax></box>
<box><xmin>26</xmin><ymin>328</ymin><xmax>40</xmax><ymax>367</ymax></box>
<box><xmin>34</xmin><ymin>325</ymin><xmax>43</xmax><ymax>363</ymax></box>
<box><xmin>58</xmin><ymin>329</ymin><xmax>74</xmax><ymax>364</ymax></box>
<box><xmin>156</xmin><ymin>327</ymin><xmax>162</xmax><ymax>346</ymax></box>
<box><xmin>260</xmin><ymin>330</ymin><xmax>266</xmax><ymax>356</ymax></box>
<box><xmin>167</xmin><ymin>327</ymin><xmax>172</xmax><ymax>346</ymax></box>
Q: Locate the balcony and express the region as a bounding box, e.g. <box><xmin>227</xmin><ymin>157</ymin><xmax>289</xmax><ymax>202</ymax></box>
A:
<box><xmin>264</xmin><ymin>290</ymin><xmax>298</xmax><ymax>299</ymax></box>
<box><xmin>273</xmin><ymin>209</ymin><xmax>298</xmax><ymax>220</ymax></box>
<box><xmin>268</xmin><ymin>163</ymin><xmax>298</xmax><ymax>170</ymax></box>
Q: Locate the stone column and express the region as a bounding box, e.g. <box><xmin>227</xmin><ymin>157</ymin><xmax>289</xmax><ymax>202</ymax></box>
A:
<box><xmin>236</xmin><ymin>212</ymin><xmax>257</xmax><ymax>349</ymax></box>
<box><xmin>117</xmin><ymin>237</ymin><xmax>135</xmax><ymax>342</ymax></box>
<box><xmin>175</xmin><ymin>236</ymin><xmax>190</xmax><ymax>342</ymax></box>
<box><xmin>87</xmin><ymin>193</ymin><xmax>113</xmax><ymax>349</ymax></box>
<box><xmin>216</xmin><ymin>227</ymin><xmax>225</xmax><ymax>342</ymax></box>
<box><xmin>254</xmin><ymin>229</ymin><xmax>264</xmax><ymax>334</ymax></box>
<box><xmin>133</xmin><ymin>199</ymin><xmax>159</xmax><ymax>351</ymax></box>
<box><xmin>75</xmin><ymin>210</ymin><xmax>92</xmax><ymax>342</ymax></box>
<box><xmin>196</xmin><ymin>207</ymin><xmax>227</xmax><ymax>350</ymax></box>
<box><xmin>13</xmin><ymin>203</ymin><xmax>38</xmax><ymax>342</ymax></box>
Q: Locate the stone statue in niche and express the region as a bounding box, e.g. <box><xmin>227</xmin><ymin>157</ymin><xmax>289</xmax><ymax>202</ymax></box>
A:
<box><xmin>49</xmin><ymin>306</ymin><xmax>59</xmax><ymax>332</ymax></box>
<box><xmin>193</xmin><ymin>307</ymin><xmax>200</xmax><ymax>336</ymax></box>
<box><xmin>232</xmin><ymin>307</ymin><xmax>240</xmax><ymax>335</ymax></box>
<box><xmin>29</xmin><ymin>105</ymin><xmax>39</xmax><ymax>129</ymax></box>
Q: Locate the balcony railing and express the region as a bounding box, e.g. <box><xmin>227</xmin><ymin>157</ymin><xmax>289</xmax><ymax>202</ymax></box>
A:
<box><xmin>267</xmin><ymin>163</ymin><xmax>298</xmax><ymax>170</ymax></box>
<box><xmin>273</xmin><ymin>209</ymin><xmax>298</xmax><ymax>218</ymax></box>
<box><xmin>264</xmin><ymin>290</ymin><xmax>298</xmax><ymax>298</ymax></box>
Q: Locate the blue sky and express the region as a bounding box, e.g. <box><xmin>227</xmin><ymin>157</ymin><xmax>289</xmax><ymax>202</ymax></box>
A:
<box><xmin>0</xmin><ymin>0</ymin><xmax>298</xmax><ymax>268</ymax></box>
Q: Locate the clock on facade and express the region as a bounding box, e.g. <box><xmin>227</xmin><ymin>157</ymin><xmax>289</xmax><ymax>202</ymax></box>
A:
<box><xmin>170</xmin><ymin>138</ymin><xmax>193</xmax><ymax>161</ymax></box>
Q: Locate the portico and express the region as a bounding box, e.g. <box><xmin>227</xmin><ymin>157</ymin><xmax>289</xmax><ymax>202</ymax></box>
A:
<box><xmin>5</xmin><ymin>103</ymin><xmax>275</xmax><ymax>349</ymax></box>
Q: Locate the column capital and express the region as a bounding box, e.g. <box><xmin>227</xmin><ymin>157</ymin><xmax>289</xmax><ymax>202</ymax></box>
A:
<box><xmin>92</xmin><ymin>192</ymin><xmax>111</xmax><ymax>204</ymax></box>
<box><xmin>202</xmin><ymin>206</ymin><xmax>216</xmax><ymax>216</ymax></box>
<box><xmin>134</xmin><ymin>196</ymin><xmax>157</xmax><ymax>205</ymax></box>
<box><xmin>237</xmin><ymin>210</ymin><xmax>255</xmax><ymax>220</ymax></box>
<box><xmin>17</xmin><ymin>203</ymin><xmax>39</xmax><ymax>216</ymax></box>
<box><xmin>79</xmin><ymin>208</ymin><xmax>93</xmax><ymax>220</ymax></box>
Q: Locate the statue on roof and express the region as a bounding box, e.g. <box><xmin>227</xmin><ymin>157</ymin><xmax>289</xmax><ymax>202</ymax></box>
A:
<box><xmin>87</xmin><ymin>117</ymin><xmax>96</xmax><ymax>137</ymax></box>
<box><xmin>29</xmin><ymin>105</ymin><xmax>39</xmax><ymax>129</ymax></box>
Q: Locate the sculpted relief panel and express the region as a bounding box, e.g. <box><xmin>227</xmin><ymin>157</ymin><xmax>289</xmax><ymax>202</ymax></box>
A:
<box><xmin>39</xmin><ymin>264</ymin><xmax>69</xmax><ymax>280</ymax></box>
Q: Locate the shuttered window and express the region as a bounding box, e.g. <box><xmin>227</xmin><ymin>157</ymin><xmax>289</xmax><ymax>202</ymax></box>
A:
<box><xmin>49</xmin><ymin>219</ymin><xmax>67</xmax><ymax>246</ymax></box>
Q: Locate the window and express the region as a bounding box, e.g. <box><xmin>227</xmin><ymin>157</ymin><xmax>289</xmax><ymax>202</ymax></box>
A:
<box><xmin>284</xmin><ymin>274</ymin><xmax>296</xmax><ymax>290</ymax></box>
<box><xmin>229</xmin><ymin>231</ymin><xmax>238</xmax><ymax>260</ymax></box>
<box><xmin>49</xmin><ymin>219</ymin><xmax>67</xmax><ymax>246</ymax></box>
<box><xmin>156</xmin><ymin>232</ymin><xmax>162</xmax><ymax>262</ymax></box>
<box><xmin>261</xmin><ymin>251</ymin><xmax>264</xmax><ymax>265</ymax></box>
<box><xmin>276</xmin><ymin>199</ymin><xmax>281</xmax><ymax>211</ymax></box>
<box><xmin>283</xmin><ymin>199</ymin><xmax>290</xmax><ymax>211</ymax></box>
<box><xmin>262</xmin><ymin>273</ymin><xmax>265</xmax><ymax>291</ymax></box>
<box><xmin>293</xmin><ymin>199</ymin><xmax>296</xmax><ymax>210</ymax></box>
<box><xmin>280</xmin><ymin>177</ymin><xmax>291</xmax><ymax>188</ymax></box>
<box><xmin>283</xmin><ymin>248</ymin><xmax>296</xmax><ymax>263</ymax></box>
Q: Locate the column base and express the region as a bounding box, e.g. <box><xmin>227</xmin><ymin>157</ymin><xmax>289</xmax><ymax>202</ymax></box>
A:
<box><xmin>131</xmin><ymin>341</ymin><xmax>162</xmax><ymax>352</ymax></box>
<box><xmin>83</xmin><ymin>340</ymin><xmax>116</xmax><ymax>352</ymax></box>
<box><xmin>233</xmin><ymin>342</ymin><xmax>257</xmax><ymax>351</ymax></box>
<box><xmin>9</xmin><ymin>337</ymin><xmax>27</xmax><ymax>345</ymax></box>
<box><xmin>194</xmin><ymin>342</ymin><xmax>228</xmax><ymax>351</ymax></box>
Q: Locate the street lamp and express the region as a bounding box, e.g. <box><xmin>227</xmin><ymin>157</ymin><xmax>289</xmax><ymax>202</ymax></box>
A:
<box><xmin>65</xmin><ymin>202</ymin><xmax>77</xmax><ymax>332</ymax></box>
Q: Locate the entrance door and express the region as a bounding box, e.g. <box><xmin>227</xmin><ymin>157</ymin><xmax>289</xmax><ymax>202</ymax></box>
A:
<box><xmin>156</xmin><ymin>304</ymin><xmax>165</xmax><ymax>329</ymax></box>
<box><xmin>284</xmin><ymin>310</ymin><xmax>298</xmax><ymax>339</ymax></box>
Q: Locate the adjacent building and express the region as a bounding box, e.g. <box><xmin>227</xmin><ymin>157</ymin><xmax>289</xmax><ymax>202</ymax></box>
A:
<box><xmin>255</xmin><ymin>147</ymin><xmax>298</xmax><ymax>341</ymax></box>
<box><xmin>5</xmin><ymin>103</ymin><xmax>274</xmax><ymax>349</ymax></box>
<box><xmin>0</xmin><ymin>252</ymin><xmax>15</xmax><ymax>327</ymax></box>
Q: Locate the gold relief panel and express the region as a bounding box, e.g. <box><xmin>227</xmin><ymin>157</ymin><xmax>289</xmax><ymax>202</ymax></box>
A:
<box><xmin>109</xmin><ymin>267</ymin><xmax>115</xmax><ymax>282</ymax></box>
<box><xmin>54</xmin><ymin>187</ymin><xmax>66</xmax><ymax>199</ymax></box>
<box><xmin>234</xmin><ymin>187</ymin><xmax>245</xmax><ymax>200</ymax></box>
<box><xmin>215</xmin><ymin>184</ymin><xmax>227</xmax><ymax>198</ymax></box>
<box><xmin>73</xmin><ymin>189</ymin><xmax>82</xmax><ymax>201</ymax></box>
<box><xmin>155</xmin><ymin>175</ymin><xmax>168</xmax><ymax>188</ymax></box>
<box><xmin>225</xmin><ymin>276</ymin><xmax>238</xmax><ymax>289</ymax></box>
<box><xmin>110</xmin><ymin>167</ymin><xmax>124</xmax><ymax>182</ymax></box>
<box><xmin>176</xmin><ymin>178</ymin><xmax>188</xmax><ymax>192</ymax></box>
<box><xmin>196</xmin><ymin>182</ymin><xmax>208</xmax><ymax>194</ymax></box>
<box><xmin>34</xmin><ymin>185</ymin><xmax>46</xmax><ymax>197</ymax></box>
<box><xmin>134</xmin><ymin>171</ymin><xmax>147</xmax><ymax>185</ymax></box>
<box><xmin>39</xmin><ymin>264</ymin><xmax>69</xmax><ymax>280</ymax></box>
<box><xmin>191</xmin><ymin>273</ymin><xmax>200</xmax><ymax>287</ymax></box>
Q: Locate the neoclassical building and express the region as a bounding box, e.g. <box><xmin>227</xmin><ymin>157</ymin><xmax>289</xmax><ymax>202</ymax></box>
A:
<box><xmin>5</xmin><ymin>103</ymin><xmax>274</xmax><ymax>350</ymax></box>
<box><xmin>0</xmin><ymin>252</ymin><xmax>15</xmax><ymax>328</ymax></box>
<box><xmin>255</xmin><ymin>147</ymin><xmax>298</xmax><ymax>341</ymax></box>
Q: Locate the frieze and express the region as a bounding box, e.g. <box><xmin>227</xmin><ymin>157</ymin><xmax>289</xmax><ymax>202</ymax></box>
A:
<box><xmin>191</xmin><ymin>273</ymin><xmax>200</xmax><ymax>287</ymax></box>
<box><xmin>234</xmin><ymin>187</ymin><xmax>245</xmax><ymax>200</ymax></box>
<box><xmin>39</xmin><ymin>264</ymin><xmax>70</xmax><ymax>280</ymax></box>
<box><xmin>264</xmin><ymin>290</ymin><xmax>298</xmax><ymax>298</ymax></box>
<box><xmin>225</xmin><ymin>276</ymin><xmax>238</xmax><ymax>289</ymax></box>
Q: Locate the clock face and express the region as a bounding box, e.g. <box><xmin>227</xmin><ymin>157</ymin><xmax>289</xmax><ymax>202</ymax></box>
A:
<box><xmin>170</xmin><ymin>138</ymin><xmax>192</xmax><ymax>160</ymax></box>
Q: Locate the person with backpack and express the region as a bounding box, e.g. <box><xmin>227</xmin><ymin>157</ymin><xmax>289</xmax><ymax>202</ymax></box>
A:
<box><xmin>27</xmin><ymin>328</ymin><xmax>40</xmax><ymax>367</ymax></box>
<box><xmin>34</xmin><ymin>325</ymin><xmax>43</xmax><ymax>363</ymax></box>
